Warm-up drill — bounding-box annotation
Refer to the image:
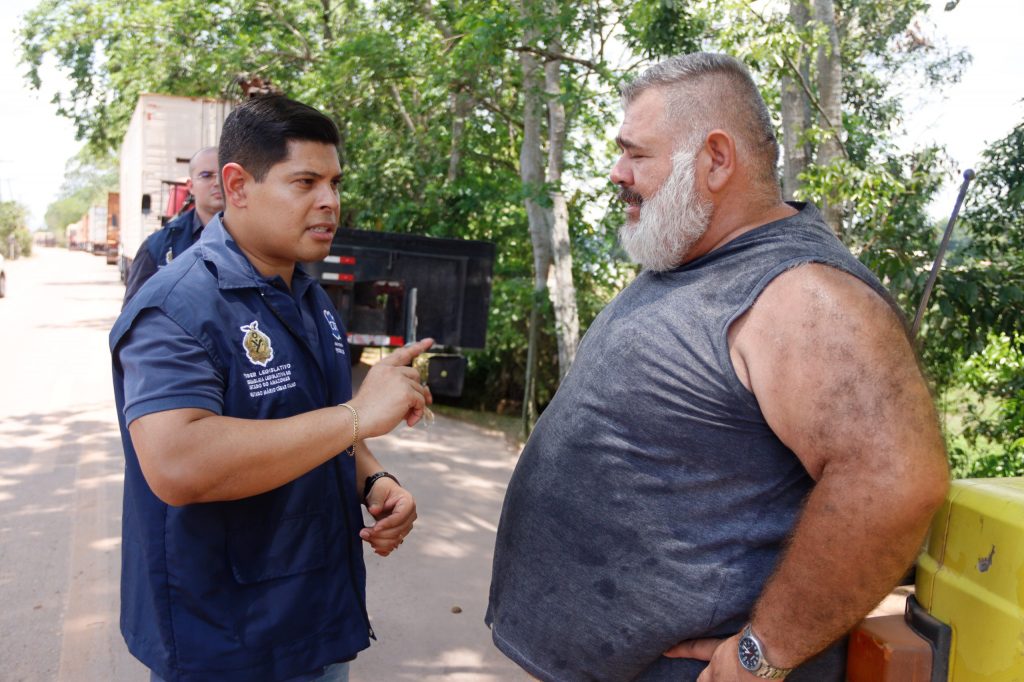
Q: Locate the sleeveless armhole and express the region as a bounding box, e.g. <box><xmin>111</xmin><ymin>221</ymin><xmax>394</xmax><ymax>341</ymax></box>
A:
<box><xmin>714</xmin><ymin>256</ymin><xmax>873</xmax><ymax>414</ymax></box>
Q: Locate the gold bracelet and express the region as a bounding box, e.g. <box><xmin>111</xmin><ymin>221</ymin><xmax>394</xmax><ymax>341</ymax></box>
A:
<box><xmin>340</xmin><ymin>403</ymin><xmax>359</xmax><ymax>457</ymax></box>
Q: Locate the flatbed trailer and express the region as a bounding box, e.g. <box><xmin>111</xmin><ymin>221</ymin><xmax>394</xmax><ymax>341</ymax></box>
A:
<box><xmin>303</xmin><ymin>228</ymin><xmax>495</xmax><ymax>397</ymax></box>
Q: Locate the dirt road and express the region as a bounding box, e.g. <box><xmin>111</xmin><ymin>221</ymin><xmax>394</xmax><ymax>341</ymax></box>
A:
<box><xmin>0</xmin><ymin>247</ymin><xmax>523</xmax><ymax>681</ymax></box>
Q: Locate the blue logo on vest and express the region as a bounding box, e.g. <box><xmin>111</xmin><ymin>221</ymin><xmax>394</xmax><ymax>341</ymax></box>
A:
<box><xmin>323</xmin><ymin>309</ymin><xmax>342</xmax><ymax>340</ymax></box>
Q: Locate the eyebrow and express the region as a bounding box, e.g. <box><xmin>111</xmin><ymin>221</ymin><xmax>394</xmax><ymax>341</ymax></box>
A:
<box><xmin>288</xmin><ymin>170</ymin><xmax>342</xmax><ymax>182</ymax></box>
<box><xmin>615</xmin><ymin>135</ymin><xmax>642</xmax><ymax>151</ymax></box>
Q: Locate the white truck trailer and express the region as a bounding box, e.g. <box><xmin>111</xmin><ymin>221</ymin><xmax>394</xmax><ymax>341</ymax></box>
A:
<box><xmin>118</xmin><ymin>94</ymin><xmax>233</xmax><ymax>281</ymax></box>
<box><xmin>86</xmin><ymin>204</ymin><xmax>107</xmax><ymax>255</ymax></box>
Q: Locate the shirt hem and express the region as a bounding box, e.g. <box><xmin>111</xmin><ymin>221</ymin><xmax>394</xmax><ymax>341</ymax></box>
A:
<box><xmin>491</xmin><ymin>625</ymin><xmax>557</xmax><ymax>682</ymax></box>
<box><xmin>124</xmin><ymin>395</ymin><xmax>223</xmax><ymax>425</ymax></box>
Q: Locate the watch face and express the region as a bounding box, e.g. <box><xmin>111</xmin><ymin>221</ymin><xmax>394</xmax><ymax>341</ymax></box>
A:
<box><xmin>738</xmin><ymin>635</ymin><xmax>762</xmax><ymax>671</ymax></box>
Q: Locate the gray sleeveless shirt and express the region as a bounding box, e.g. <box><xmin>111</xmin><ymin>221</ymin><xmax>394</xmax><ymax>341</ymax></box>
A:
<box><xmin>486</xmin><ymin>204</ymin><xmax>894</xmax><ymax>681</ymax></box>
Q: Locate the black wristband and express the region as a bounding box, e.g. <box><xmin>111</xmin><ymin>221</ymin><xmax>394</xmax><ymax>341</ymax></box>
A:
<box><xmin>363</xmin><ymin>471</ymin><xmax>399</xmax><ymax>503</ymax></box>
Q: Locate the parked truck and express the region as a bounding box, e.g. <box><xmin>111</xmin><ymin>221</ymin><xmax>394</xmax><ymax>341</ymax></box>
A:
<box><xmin>86</xmin><ymin>204</ymin><xmax>108</xmax><ymax>256</ymax></box>
<box><xmin>66</xmin><ymin>217</ymin><xmax>85</xmax><ymax>250</ymax></box>
<box><xmin>303</xmin><ymin>228</ymin><xmax>495</xmax><ymax>397</ymax></box>
<box><xmin>105</xmin><ymin>191</ymin><xmax>120</xmax><ymax>265</ymax></box>
<box><xmin>118</xmin><ymin>93</ymin><xmax>233</xmax><ymax>282</ymax></box>
<box><xmin>847</xmin><ymin>476</ymin><xmax>1024</xmax><ymax>681</ymax></box>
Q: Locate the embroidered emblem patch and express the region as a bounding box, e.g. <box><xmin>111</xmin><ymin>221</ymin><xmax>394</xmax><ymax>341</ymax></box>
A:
<box><xmin>323</xmin><ymin>309</ymin><xmax>342</xmax><ymax>340</ymax></box>
<box><xmin>240</xmin><ymin>320</ymin><xmax>274</xmax><ymax>367</ymax></box>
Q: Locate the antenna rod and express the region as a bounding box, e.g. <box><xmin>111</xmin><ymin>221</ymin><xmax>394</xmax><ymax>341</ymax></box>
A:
<box><xmin>911</xmin><ymin>168</ymin><xmax>976</xmax><ymax>338</ymax></box>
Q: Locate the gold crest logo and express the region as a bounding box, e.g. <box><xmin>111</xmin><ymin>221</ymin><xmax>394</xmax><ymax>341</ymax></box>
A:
<box><xmin>240</xmin><ymin>320</ymin><xmax>274</xmax><ymax>366</ymax></box>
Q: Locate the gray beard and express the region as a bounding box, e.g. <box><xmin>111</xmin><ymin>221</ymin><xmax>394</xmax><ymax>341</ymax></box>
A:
<box><xmin>618</xmin><ymin>148</ymin><xmax>712</xmax><ymax>272</ymax></box>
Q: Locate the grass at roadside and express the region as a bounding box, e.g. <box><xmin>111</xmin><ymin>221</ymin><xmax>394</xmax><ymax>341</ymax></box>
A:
<box><xmin>431</xmin><ymin>403</ymin><xmax>525</xmax><ymax>451</ymax></box>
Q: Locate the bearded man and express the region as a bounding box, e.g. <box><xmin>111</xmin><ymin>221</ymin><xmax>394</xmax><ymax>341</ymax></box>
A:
<box><xmin>485</xmin><ymin>52</ymin><xmax>949</xmax><ymax>682</ymax></box>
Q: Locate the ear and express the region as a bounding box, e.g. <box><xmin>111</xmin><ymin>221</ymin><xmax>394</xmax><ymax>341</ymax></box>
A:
<box><xmin>700</xmin><ymin>129</ymin><xmax>736</xmax><ymax>194</ymax></box>
<box><xmin>220</xmin><ymin>162</ymin><xmax>250</xmax><ymax>208</ymax></box>
<box><xmin>184</xmin><ymin>177</ymin><xmax>194</xmax><ymax>193</ymax></box>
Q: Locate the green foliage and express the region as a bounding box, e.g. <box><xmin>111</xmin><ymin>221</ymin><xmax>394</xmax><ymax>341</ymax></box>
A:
<box><xmin>621</xmin><ymin>0</ymin><xmax>707</xmax><ymax>59</ymax></box>
<box><xmin>43</xmin><ymin>148</ymin><xmax>118</xmax><ymax>241</ymax></box>
<box><xmin>0</xmin><ymin>201</ymin><xmax>33</xmax><ymax>257</ymax></box>
<box><xmin>947</xmin><ymin>334</ymin><xmax>1024</xmax><ymax>478</ymax></box>
<box><xmin>925</xmin><ymin>122</ymin><xmax>1024</xmax><ymax>477</ymax></box>
<box><xmin>917</xmin><ymin>122</ymin><xmax>1024</xmax><ymax>386</ymax></box>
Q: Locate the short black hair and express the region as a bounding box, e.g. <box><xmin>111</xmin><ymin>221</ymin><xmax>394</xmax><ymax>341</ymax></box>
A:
<box><xmin>218</xmin><ymin>95</ymin><xmax>340</xmax><ymax>182</ymax></box>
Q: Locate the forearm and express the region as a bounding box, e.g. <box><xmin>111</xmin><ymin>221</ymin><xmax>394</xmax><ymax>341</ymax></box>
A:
<box><xmin>130</xmin><ymin>405</ymin><xmax>356</xmax><ymax>505</ymax></box>
<box><xmin>750</xmin><ymin>464</ymin><xmax>947</xmax><ymax>667</ymax></box>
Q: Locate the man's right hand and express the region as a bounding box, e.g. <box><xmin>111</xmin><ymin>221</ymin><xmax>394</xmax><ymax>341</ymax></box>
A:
<box><xmin>350</xmin><ymin>338</ymin><xmax>434</xmax><ymax>437</ymax></box>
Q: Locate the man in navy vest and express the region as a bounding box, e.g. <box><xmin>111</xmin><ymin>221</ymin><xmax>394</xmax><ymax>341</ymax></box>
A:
<box><xmin>123</xmin><ymin>146</ymin><xmax>224</xmax><ymax>305</ymax></box>
<box><xmin>486</xmin><ymin>53</ymin><xmax>950</xmax><ymax>681</ymax></box>
<box><xmin>111</xmin><ymin>95</ymin><xmax>433</xmax><ymax>682</ymax></box>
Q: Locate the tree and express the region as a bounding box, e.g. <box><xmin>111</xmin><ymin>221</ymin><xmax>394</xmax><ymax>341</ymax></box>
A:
<box><xmin>516</xmin><ymin>0</ymin><xmax>584</xmax><ymax>431</ymax></box>
<box><xmin>811</xmin><ymin>0</ymin><xmax>844</xmax><ymax>232</ymax></box>
<box><xmin>695</xmin><ymin>0</ymin><xmax>968</xmax><ymax>242</ymax></box>
<box><xmin>780</xmin><ymin>0</ymin><xmax>811</xmax><ymax>201</ymax></box>
<box><xmin>43</xmin><ymin>148</ymin><xmax>118</xmax><ymax>243</ymax></box>
<box><xmin>0</xmin><ymin>201</ymin><xmax>32</xmax><ymax>258</ymax></box>
<box><xmin>926</xmin><ymin>121</ymin><xmax>1024</xmax><ymax>477</ymax></box>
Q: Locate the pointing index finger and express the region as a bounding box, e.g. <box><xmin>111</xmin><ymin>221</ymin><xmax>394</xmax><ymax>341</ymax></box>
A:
<box><xmin>379</xmin><ymin>338</ymin><xmax>434</xmax><ymax>367</ymax></box>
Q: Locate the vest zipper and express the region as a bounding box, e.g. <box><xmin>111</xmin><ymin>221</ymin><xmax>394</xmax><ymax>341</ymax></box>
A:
<box><xmin>259</xmin><ymin>288</ymin><xmax>375</xmax><ymax>640</ymax></box>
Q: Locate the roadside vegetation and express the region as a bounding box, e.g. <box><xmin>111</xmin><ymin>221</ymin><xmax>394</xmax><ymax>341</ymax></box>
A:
<box><xmin>0</xmin><ymin>201</ymin><xmax>32</xmax><ymax>258</ymax></box>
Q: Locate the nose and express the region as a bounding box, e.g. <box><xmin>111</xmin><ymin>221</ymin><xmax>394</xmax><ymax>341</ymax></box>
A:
<box><xmin>319</xmin><ymin>183</ymin><xmax>340</xmax><ymax>214</ymax></box>
<box><xmin>609</xmin><ymin>154</ymin><xmax>631</xmax><ymax>187</ymax></box>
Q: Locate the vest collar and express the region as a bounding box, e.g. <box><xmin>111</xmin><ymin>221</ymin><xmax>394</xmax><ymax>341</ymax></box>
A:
<box><xmin>197</xmin><ymin>214</ymin><xmax>314</xmax><ymax>293</ymax></box>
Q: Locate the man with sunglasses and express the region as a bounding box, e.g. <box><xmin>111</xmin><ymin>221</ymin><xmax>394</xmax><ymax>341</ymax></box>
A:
<box><xmin>123</xmin><ymin>146</ymin><xmax>224</xmax><ymax>305</ymax></box>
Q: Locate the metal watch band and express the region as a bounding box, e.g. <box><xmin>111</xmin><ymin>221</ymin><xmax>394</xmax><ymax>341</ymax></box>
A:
<box><xmin>754</xmin><ymin>663</ymin><xmax>790</xmax><ymax>680</ymax></box>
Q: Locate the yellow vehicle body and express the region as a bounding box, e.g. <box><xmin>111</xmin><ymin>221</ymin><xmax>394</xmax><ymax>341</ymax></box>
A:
<box><xmin>916</xmin><ymin>477</ymin><xmax>1024</xmax><ymax>681</ymax></box>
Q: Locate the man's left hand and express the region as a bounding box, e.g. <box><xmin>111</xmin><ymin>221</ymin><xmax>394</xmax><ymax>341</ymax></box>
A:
<box><xmin>359</xmin><ymin>478</ymin><xmax>416</xmax><ymax>557</ymax></box>
<box><xmin>664</xmin><ymin>634</ymin><xmax>762</xmax><ymax>682</ymax></box>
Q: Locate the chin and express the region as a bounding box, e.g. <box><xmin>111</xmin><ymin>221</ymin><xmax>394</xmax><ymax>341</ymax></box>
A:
<box><xmin>300</xmin><ymin>243</ymin><xmax>333</xmax><ymax>263</ymax></box>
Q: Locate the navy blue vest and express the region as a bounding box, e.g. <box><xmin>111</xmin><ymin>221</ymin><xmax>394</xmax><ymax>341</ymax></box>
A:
<box><xmin>111</xmin><ymin>217</ymin><xmax>369</xmax><ymax>682</ymax></box>
<box><xmin>487</xmin><ymin>204</ymin><xmax>893</xmax><ymax>681</ymax></box>
<box><xmin>149</xmin><ymin>208</ymin><xmax>201</xmax><ymax>266</ymax></box>
<box><xmin>124</xmin><ymin>209</ymin><xmax>204</xmax><ymax>305</ymax></box>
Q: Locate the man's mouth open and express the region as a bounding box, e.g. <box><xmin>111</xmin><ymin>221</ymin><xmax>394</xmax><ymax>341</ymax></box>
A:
<box><xmin>619</xmin><ymin>188</ymin><xmax>643</xmax><ymax>221</ymax></box>
<box><xmin>307</xmin><ymin>224</ymin><xmax>336</xmax><ymax>241</ymax></box>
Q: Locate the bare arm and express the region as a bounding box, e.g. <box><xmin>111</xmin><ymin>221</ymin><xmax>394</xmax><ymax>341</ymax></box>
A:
<box><xmin>667</xmin><ymin>264</ymin><xmax>949</xmax><ymax>677</ymax></box>
<box><xmin>129</xmin><ymin>339</ymin><xmax>433</xmax><ymax>506</ymax></box>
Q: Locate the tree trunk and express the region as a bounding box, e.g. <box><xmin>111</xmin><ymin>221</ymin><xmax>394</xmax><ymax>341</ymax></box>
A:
<box><xmin>319</xmin><ymin>0</ymin><xmax>333</xmax><ymax>43</ymax></box>
<box><xmin>517</xmin><ymin>1</ymin><xmax>582</xmax><ymax>435</ymax></box>
<box><xmin>814</xmin><ymin>0</ymin><xmax>844</xmax><ymax>234</ymax></box>
<box><xmin>518</xmin><ymin>11</ymin><xmax>552</xmax><ymax>436</ymax></box>
<box><xmin>542</xmin><ymin>31</ymin><xmax>580</xmax><ymax>378</ymax></box>
<box><xmin>447</xmin><ymin>87</ymin><xmax>471</xmax><ymax>183</ymax></box>
<box><xmin>781</xmin><ymin>0</ymin><xmax>811</xmax><ymax>200</ymax></box>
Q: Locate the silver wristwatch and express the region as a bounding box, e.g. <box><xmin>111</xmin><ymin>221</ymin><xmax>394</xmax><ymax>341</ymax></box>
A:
<box><xmin>737</xmin><ymin>624</ymin><xmax>793</xmax><ymax>680</ymax></box>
